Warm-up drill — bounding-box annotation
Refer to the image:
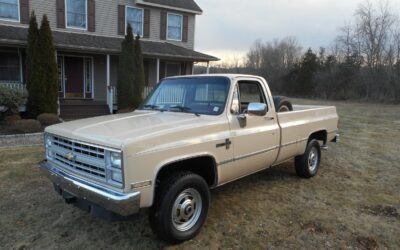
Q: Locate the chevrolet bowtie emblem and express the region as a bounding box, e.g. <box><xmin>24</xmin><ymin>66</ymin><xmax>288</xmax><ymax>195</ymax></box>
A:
<box><xmin>65</xmin><ymin>152</ymin><xmax>75</xmax><ymax>161</ymax></box>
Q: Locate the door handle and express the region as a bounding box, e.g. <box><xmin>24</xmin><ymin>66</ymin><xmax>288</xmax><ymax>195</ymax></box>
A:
<box><xmin>265</xmin><ymin>116</ymin><xmax>275</xmax><ymax>120</ymax></box>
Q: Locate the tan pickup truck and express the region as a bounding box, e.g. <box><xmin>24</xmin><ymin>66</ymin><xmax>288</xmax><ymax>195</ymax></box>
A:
<box><xmin>39</xmin><ymin>74</ymin><xmax>339</xmax><ymax>242</ymax></box>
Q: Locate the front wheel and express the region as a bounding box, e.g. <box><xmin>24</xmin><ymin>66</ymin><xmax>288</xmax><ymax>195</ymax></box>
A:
<box><xmin>295</xmin><ymin>139</ymin><xmax>321</xmax><ymax>178</ymax></box>
<box><xmin>149</xmin><ymin>171</ymin><xmax>210</xmax><ymax>243</ymax></box>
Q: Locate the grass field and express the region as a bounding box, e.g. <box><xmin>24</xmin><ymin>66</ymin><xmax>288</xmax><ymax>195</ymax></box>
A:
<box><xmin>0</xmin><ymin>99</ymin><xmax>399</xmax><ymax>249</ymax></box>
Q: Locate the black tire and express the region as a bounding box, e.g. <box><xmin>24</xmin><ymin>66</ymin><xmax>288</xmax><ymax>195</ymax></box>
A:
<box><xmin>295</xmin><ymin>139</ymin><xmax>321</xmax><ymax>178</ymax></box>
<box><xmin>273</xmin><ymin>96</ymin><xmax>293</xmax><ymax>112</ymax></box>
<box><xmin>149</xmin><ymin>171</ymin><xmax>210</xmax><ymax>243</ymax></box>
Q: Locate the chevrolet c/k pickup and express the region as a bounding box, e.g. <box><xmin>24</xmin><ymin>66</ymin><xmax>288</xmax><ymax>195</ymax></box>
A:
<box><xmin>39</xmin><ymin>74</ymin><xmax>339</xmax><ymax>242</ymax></box>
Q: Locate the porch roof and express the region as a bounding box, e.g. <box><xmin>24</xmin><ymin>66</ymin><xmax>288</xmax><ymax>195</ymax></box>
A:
<box><xmin>0</xmin><ymin>25</ymin><xmax>219</xmax><ymax>62</ymax></box>
<box><xmin>137</xmin><ymin>0</ymin><xmax>203</xmax><ymax>14</ymax></box>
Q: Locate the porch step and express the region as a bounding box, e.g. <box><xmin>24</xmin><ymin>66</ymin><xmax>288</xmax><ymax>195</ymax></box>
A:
<box><xmin>60</xmin><ymin>100</ymin><xmax>110</xmax><ymax>120</ymax></box>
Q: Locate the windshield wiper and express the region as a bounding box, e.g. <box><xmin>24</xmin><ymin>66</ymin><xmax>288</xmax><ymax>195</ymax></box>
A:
<box><xmin>142</xmin><ymin>104</ymin><xmax>163</xmax><ymax>111</ymax></box>
<box><xmin>169</xmin><ymin>105</ymin><xmax>200</xmax><ymax>116</ymax></box>
<box><xmin>143</xmin><ymin>104</ymin><xmax>159</xmax><ymax>109</ymax></box>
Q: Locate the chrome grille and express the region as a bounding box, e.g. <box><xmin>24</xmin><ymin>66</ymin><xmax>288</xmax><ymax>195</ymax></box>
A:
<box><xmin>47</xmin><ymin>135</ymin><xmax>107</xmax><ymax>181</ymax></box>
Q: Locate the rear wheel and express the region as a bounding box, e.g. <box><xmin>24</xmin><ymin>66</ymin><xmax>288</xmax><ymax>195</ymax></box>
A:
<box><xmin>149</xmin><ymin>171</ymin><xmax>210</xmax><ymax>243</ymax></box>
<box><xmin>295</xmin><ymin>139</ymin><xmax>321</xmax><ymax>178</ymax></box>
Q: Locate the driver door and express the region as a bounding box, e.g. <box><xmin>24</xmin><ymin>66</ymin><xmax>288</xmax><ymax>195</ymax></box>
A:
<box><xmin>220</xmin><ymin>80</ymin><xmax>280</xmax><ymax>183</ymax></box>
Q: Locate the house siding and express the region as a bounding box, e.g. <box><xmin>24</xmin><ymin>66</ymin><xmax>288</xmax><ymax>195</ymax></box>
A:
<box><xmin>0</xmin><ymin>0</ymin><xmax>196</xmax><ymax>50</ymax></box>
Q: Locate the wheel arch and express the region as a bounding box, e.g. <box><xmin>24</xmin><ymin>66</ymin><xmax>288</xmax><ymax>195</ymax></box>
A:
<box><xmin>308</xmin><ymin>129</ymin><xmax>328</xmax><ymax>145</ymax></box>
<box><xmin>152</xmin><ymin>154</ymin><xmax>218</xmax><ymax>203</ymax></box>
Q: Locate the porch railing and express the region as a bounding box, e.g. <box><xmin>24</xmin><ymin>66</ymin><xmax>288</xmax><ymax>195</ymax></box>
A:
<box><xmin>111</xmin><ymin>86</ymin><xmax>154</xmax><ymax>102</ymax></box>
<box><xmin>0</xmin><ymin>82</ymin><xmax>27</xmax><ymax>93</ymax></box>
<box><xmin>143</xmin><ymin>86</ymin><xmax>154</xmax><ymax>99</ymax></box>
<box><xmin>107</xmin><ymin>85</ymin><xmax>155</xmax><ymax>112</ymax></box>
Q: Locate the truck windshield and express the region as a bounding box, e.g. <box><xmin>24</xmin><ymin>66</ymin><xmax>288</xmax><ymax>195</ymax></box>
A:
<box><xmin>140</xmin><ymin>77</ymin><xmax>230</xmax><ymax>116</ymax></box>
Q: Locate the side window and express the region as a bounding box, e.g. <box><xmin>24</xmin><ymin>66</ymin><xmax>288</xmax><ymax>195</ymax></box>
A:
<box><xmin>126</xmin><ymin>7</ymin><xmax>143</xmax><ymax>36</ymax></box>
<box><xmin>238</xmin><ymin>81</ymin><xmax>267</xmax><ymax>113</ymax></box>
<box><xmin>66</xmin><ymin>0</ymin><xmax>87</xmax><ymax>29</ymax></box>
<box><xmin>167</xmin><ymin>13</ymin><xmax>182</xmax><ymax>41</ymax></box>
<box><xmin>0</xmin><ymin>0</ymin><xmax>19</xmax><ymax>21</ymax></box>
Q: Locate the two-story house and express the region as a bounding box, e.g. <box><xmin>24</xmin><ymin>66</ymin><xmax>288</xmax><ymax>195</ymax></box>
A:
<box><xmin>0</xmin><ymin>0</ymin><xmax>218</xmax><ymax>118</ymax></box>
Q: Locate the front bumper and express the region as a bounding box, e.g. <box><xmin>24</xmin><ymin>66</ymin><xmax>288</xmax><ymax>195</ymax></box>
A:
<box><xmin>39</xmin><ymin>160</ymin><xmax>140</xmax><ymax>216</ymax></box>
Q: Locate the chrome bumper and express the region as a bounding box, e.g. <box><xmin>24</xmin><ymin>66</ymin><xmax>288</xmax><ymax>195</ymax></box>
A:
<box><xmin>332</xmin><ymin>133</ymin><xmax>340</xmax><ymax>143</ymax></box>
<box><xmin>39</xmin><ymin>160</ymin><xmax>140</xmax><ymax>216</ymax></box>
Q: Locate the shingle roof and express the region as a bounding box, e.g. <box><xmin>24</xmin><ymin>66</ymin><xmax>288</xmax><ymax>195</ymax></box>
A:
<box><xmin>140</xmin><ymin>0</ymin><xmax>202</xmax><ymax>13</ymax></box>
<box><xmin>0</xmin><ymin>25</ymin><xmax>218</xmax><ymax>62</ymax></box>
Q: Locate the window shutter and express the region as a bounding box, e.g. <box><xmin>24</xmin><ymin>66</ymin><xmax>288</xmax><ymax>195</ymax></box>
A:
<box><xmin>160</xmin><ymin>12</ymin><xmax>167</xmax><ymax>40</ymax></box>
<box><xmin>143</xmin><ymin>9</ymin><xmax>150</xmax><ymax>38</ymax></box>
<box><xmin>87</xmin><ymin>0</ymin><xmax>95</xmax><ymax>32</ymax></box>
<box><xmin>56</xmin><ymin>0</ymin><xmax>65</xmax><ymax>28</ymax></box>
<box><xmin>19</xmin><ymin>0</ymin><xmax>29</xmax><ymax>24</ymax></box>
<box><xmin>182</xmin><ymin>15</ymin><xmax>189</xmax><ymax>42</ymax></box>
<box><xmin>118</xmin><ymin>5</ymin><xmax>126</xmax><ymax>35</ymax></box>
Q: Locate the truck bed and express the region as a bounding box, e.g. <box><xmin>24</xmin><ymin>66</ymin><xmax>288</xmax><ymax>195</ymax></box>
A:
<box><xmin>274</xmin><ymin>105</ymin><xmax>339</xmax><ymax>164</ymax></box>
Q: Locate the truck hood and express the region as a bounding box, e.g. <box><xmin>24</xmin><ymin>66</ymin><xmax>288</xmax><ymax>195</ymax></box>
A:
<box><xmin>45</xmin><ymin>111</ymin><xmax>226</xmax><ymax>150</ymax></box>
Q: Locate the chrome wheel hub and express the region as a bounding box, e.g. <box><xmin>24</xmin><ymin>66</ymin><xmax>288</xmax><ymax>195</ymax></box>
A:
<box><xmin>308</xmin><ymin>147</ymin><xmax>318</xmax><ymax>172</ymax></box>
<box><xmin>172</xmin><ymin>188</ymin><xmax>202</xmax><ymax>231</ymax></box>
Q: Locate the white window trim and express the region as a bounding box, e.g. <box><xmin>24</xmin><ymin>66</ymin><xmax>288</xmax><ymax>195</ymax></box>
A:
<box><xmin>65</xmin><ymin>0</ymin><xmax>88</xmax><ymax>31</ymax></box>
<box><xmin>167</xmin><ymin>13</ymin><xmax>183</xmax><ymax>42</ymax></box>
<box><xmin>125</xmin><ymin>6</ymin><xmax>144</xmax><ymax>37</ymax></box>
<box><xmin>84</xmin><ymin>57</ymin><xmax>94</xmax><ymax>98</ymax></box>
<box><xmin>0</xmin><ymin>0</ymin><xmax>20</xmax><ymax>23</ymax></box>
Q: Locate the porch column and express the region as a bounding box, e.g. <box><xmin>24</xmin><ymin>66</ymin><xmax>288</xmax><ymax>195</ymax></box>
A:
<box><xmin>106</xmin><ymin>54</ymin><xmax>113</xmax><ymax>113</ymax></box>
<box><xmin>18</xmin><ymin>48</ymin><xmax>23</xmax><ymax>83</ymax></box>
<box><xmin>156</xmin><ymin>58</ymin><xmax>160</xmax><ymax>83</ymax></box>
<box><xmin>206</xmin><ymin>61</ymin><xmax>210</xmax><ymax>74</ymax></box>
<box><xmin>55</xmin><ymin>50</ymin><xmax>60</xmax><ymax>116</ymax></box>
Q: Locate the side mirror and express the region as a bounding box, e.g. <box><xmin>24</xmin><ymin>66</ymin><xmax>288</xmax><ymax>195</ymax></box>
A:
<box><xmin>247</xmin><ymin>103</ymin><xmax>268</xmax><ymax>116</ymax></box>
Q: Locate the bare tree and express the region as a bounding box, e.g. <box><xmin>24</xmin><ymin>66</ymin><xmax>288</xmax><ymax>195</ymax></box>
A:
<box><xmin>356</xmin><ymin>0</ymin><xmax>396</xmax><ymax>69</ymax></box>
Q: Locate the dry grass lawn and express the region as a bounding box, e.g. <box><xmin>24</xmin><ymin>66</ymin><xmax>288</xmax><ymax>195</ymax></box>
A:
<box><xmin>0</xmin><ymin>99</ymin><xmax>399</xmax><ymax>249</ymax></box>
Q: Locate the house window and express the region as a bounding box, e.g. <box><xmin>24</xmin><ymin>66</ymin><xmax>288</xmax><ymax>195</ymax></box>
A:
<box><xmin>0</xmin><ymin>0</ymin><xmax>19</xmax><ymax>21</ymax></box>
<box><xmin>126</xmin><ymin>7</ymin><xmax>143</xmax><ymax>36</ymax></box>
<box><xmin>167</xmin><ymin>13</ymin><xmax>182</xmax><ymax>41</ymax></box>
<box><xmin>0</xmin><ymin>51</ymin><xmax>21</xmax><ymax>82</ymax></box>
<box><xmin>66</xmin><ymin>0</ymin><xmax>87</xmax><ymax>29</ymax></box>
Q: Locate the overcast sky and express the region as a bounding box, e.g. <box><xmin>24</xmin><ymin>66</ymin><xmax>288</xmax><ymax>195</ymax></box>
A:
<box><xmin>194</xmin><ymin>0</ymin><xmax>400</xmax><ymax>63</ymax></box>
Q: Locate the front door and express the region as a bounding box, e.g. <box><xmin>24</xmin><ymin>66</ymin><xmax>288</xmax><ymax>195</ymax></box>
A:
<box><xmin>218</xmin><ymin>80</ymin><xmax>280</xmax><ymax>184</ymax></box>
<box><xmin>64</xmin><ymin>56</ymin><xmax>84</xmax><ymax>98</ymax></box>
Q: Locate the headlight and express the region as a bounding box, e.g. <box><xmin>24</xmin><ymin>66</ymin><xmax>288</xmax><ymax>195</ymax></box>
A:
<box><xmin>110</xmin><ymin>152</ymin><xmax>121</xmax><ymax>169</ymax></box>
<box><xmin>46</xmin><ymin>137</ymin><xmax>52</xmax><ymax>147</ymax></box>
<box><xmin>45</xmin><ymin>134</ymin><xmax>54</xmax><ymax>159</ymax></box>
<box><xmin>111</xmin><ymin>170</ymin><xmax>123</xmax><ymax>183</ymax></box>
<box><xmin>106</xmin><ymin>150</ymin><xmax>123</xmax><ymax>185</ymax></box>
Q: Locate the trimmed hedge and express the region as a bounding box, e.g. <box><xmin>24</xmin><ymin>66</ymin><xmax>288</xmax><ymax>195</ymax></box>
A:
<box><xmin>37</xmin><ymin>113</ymin><xmax>60</xmax><ymax>126</ymax></box>
<box><xmin>12</xmin><ymin>119</ymin><xmax>42</xmax><ymax>133</ymax></box>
